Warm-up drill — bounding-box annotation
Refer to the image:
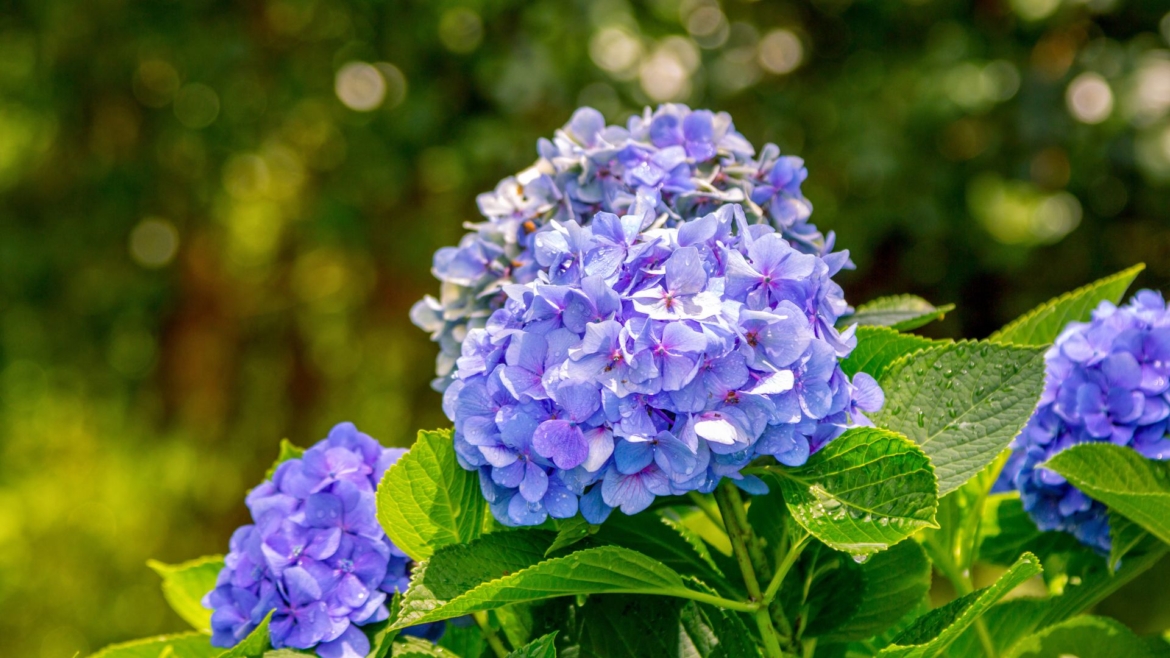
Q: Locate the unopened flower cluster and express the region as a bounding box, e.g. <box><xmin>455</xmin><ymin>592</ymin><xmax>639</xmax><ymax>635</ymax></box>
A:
<box><xmin>445</xmin><ymin>196</ymin><xmax>884</xmax><ymax>527</ymax></box>
<box><xmin>1000</xmin><ymin>291</ymin><xmax>1170</xmax><ymax>552</ymax></box>
<box><xmin>204</xmin><ymin>423</ymin><xmax>441</xmax><ymax>658</ymax></box>
<box><xmin>412</xmin><ymin>104</ymin><xmax>832</xmax><ymax>390</ymax></box>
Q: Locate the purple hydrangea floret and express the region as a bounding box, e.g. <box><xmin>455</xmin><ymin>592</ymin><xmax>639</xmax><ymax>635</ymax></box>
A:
<box><xmin>412</xmin><ymin>104</ymin><xmax>829</xmax><ymax>391</ymax></box>
<box><xmin>443</xmin><ymin>194</ymin><xmax>884</xmax><ymax>527</ymax></box>
<box><xmin>204</xmin><ymin>422</ymin><xmax>442</xmax><ymax>658</ymax></box>
<box><xmin>998</xmin><ymin>290</ymin><xmax>1170</xmax><ymax>553</ymax></box>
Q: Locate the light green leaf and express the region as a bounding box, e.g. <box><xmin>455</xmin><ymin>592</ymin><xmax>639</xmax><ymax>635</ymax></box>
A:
<box><xmin>1044</xmin><ymin>443</ymin><xmax>1170</xmax><ymax>545</ymax></box>
<box><xmin>991</xmin><ymin>264</ymin><xmax>1144</xmax><ymax>346</ymax></box>
<box><xmin>217</xmin><ymin>611</ymin><xmax>272</xmax><ymax>658</ymax></box>
<box><xmin>812</xmin><ymin>540</ymin><xmax>933</xmax><ymax>643</ymax></box>
<box><xmin>843</xmin><ymin>295</ymin><xmax>955</xmax><ymax>332</ymax></box>
<box><xmin>507</xmin><ymin>632</ymin><xmax>557</xmax><ymax>658</ymax></box>
<box><xmin>391</xmin><ymin>636</ymin><xmax>461</xmax><ymax>657</ymax></box>
<box><xmin>90</xmin><ymin>633</ymin><xmax>217</xmax><ymax>658</ymax></box>
<box><xmin>147</xmin><ymin>555</ymin><xmax>223</xmax><ymax>632</ymax></box>
<box><xmin>841</xmin><ymin>326</ymin><xmax>950</xmax><ymax>380</ymax></box>
<box><xmin>366</xmin><ymin>592</ymin><xmax>403</xmax><ymax>658</ymax></box>
<box><xmin>390</xmin><ymin>530</ymin><xmax>714</xmax><ymax>630</ymax></box>
<box><xmin>591</xmin><ymin>513</ymin><xmax>732</xmax><ymax>596</ymax></box>
<box><xmin>377</xmin><ymin>428</ymin><xmax>486</xmax><ymax>561</ymax></box>
<box><xmin>870</xmin><ymin>341</ymin><xmax>1046</xmax><ymax>495</ymax></box>
<box><xmin>1006</xmin><ymin>615</ymin><xmax>1155</xmax><ymax>658</ymax></box>
<box><xmin>545</xmin><ymin>517</ymin><xmax>594</xmax><ymax>556</ymax></box>
<box><xmin>765</xmin><ymin>427</ymin><xmax>938</xmax><ymax>557</ymax></box>
<box><xmin>921</xmin><ymin>452</ymin><xmax>1007</xmax><ymax>589</ymax></box>
<box><xmin>879</xmin><ymin>553</ymin><xmax>1042</xmax><ymax>657</ymax></box>
<box><xmin>264</xmin><ymin>439</ymin><xmax>304</xmax><ymax>480</ymax></box>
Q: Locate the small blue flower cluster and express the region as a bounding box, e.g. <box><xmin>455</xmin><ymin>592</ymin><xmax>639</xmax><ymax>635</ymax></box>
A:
<box><xmin>999</xmin><ymin>291</ymin><xmax>1170</xmax><ymax>552</ymax></box>
<box><xmin>444</xmin><ymin>197</ymin><xmax>883</xmax><ymax>527</ymax></box>
<box><xmin>204</xmin><ymin>423</ymin><xmax>441</xmax><ymax>658</ymax></box>
<box><xmin>412</xmin><ymin>104</ymin><xmax>830</xmax><ymax>391</ymax></box>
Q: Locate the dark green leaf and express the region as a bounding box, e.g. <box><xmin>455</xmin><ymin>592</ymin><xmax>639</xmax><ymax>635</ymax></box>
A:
<box><xmin>1006</xmin><ymin>615</ymin><xmax>1154</xmax><ymax>658</ymax></box>
<box><xmin>843</xmin><ymin>295</ymin><xmax>955</xmax><ymax>331</ymax></box>
<box><xmin>390</xmin><ymin>530</ymin><xmax>711</xmax><ymax>630</ymax></box>
<box><xmin>870</xmin><ymin>341</ymin><xmax>1046</xmax><ymax>495</ymax></box>
<box><xmin>841</xmin><ymin>326</ymin><xmax>949</xmax><ymax>380</ymax></box>
<box><xmin>89</xmin><ymin>633</ymin><xmax>217</xmax><ymax>658</ymax></box>
<box><xmin>366</xmin><ymin>592</ymin><xmax>403</xmax><ymax>658</ymax></box>
<box><xmin>879</xmin><ymin>553</ymin><xmax>1042</xmax><ymax>657</ymax></box>
<box><xmin>507</xmin><ymin>632</ymin><xmax>557</xmax><ymax>658</ymax></box>
<box><xmin>545</xmin><ymin>517</ymin><xmax>594</xmax><ymax>556</ymax></box>
<box><xmin>1110</xmin><ymin>510</ymin><xmax>1152</xmax><ymax>572</ymax></box>
<box><xmin>767</xmin><ymin>427</ymin><xmax>938</xmax><ymax>556</ymax></box>
<box><xmin>147</xmin><ymin>555</ymin><xmax>223</xmax><ymax>632</ymax></box>
<box><xmin>377</xmin><ymin>428</ymin><xmax>486</xmax><ymax>561</ymax></box>
<box><xmin>1044</xmin><ymin>443</ymin><xmax>1170</xmax><ymax>545</ymax></box>
<box><xmin>812</xmin><ymin>540</ymin><xmax>933</xmax><ymax>643</ymax></box>
<box><xmin>437</xmin><ymin>621</ymin><xmax>485</xmax><ymax>658</ymax></box>
<box><xmin>264</xmin><ymin>439</ymin><xmax>305</xmax><ymax>480</ymax></box>
<box><xmin>990</xmin><ymin>264</ymin><xmax>1145</xmax><ymax>346</ymax></box>
<box><xmin>590</xmin><ymin>512</ymin><xmax>733</xmax><ymax>596</ymax></box>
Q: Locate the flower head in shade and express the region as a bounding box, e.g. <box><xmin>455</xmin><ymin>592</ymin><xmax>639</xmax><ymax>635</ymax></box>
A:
<box><xmin>204</xmin><ymin>423</ymin><xmax>442</xmax><ymax>658</ymax></box>
<box><xmin>998</xmin><ymin>290</ymin><xmax>1170</xmax><ymax>553</ymax></box>
<box><xmin>412</xmin><ymin>104</ymin><xmax>831</xmax><ymax>391</ymax></box>
<box><xmin>444</xmin><ymin>198</ymin><xmax>882</xmax><ymax>527</ymax></box>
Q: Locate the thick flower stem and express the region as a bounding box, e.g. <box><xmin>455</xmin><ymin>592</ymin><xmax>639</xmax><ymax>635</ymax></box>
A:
<box><xmin>715</xmin><ymin>481</ymin><xmax>790</xmax><ymax>658</ymax></box>
<box><xmin>473</xmin><ymin>610</ymin><xmax>512</xmax><ymax>658</ymax></box>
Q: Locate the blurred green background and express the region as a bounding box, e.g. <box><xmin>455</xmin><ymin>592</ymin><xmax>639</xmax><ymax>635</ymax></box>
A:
<box><xmin>2</xmin><ymin>0</ymin><xmax>1170</xmax><ymax>654</ymax></box>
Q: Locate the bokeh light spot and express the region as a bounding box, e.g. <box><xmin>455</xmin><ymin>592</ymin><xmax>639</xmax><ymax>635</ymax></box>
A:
<box><xmin>640</xmin><ymin>44</ymin><xmax>693</xmax><ymax>101</ymax></box>
<box><xmin>335</xmin><ymin>62</ymin><xmax>386</xmax><ymax>112</ymax></box>
<box><xmin>375</xmin><ymin>63</ymin><xmax>408</xmax><ymax>109</ymax></box>
<box><xmin>132</xmin><ymin>60</ymin><xmax>180</xmax><ymax>108</ymax></box>
<box><xmin>1066</xmin><ymin>72</ymin><xmax>1113</xmax><ymax>124</ymax></box>
<box><xmin>439</xmin><ymin>8</ymin><xmax>483</xmax><ymax>54</ymax></box>
<box><xmin>759</xmin><ymin>29</ymin><xmax>803</xmax><ymax>75</ymax></box>
<box><xmin>128</xmin><ymin>218</ymin><xmax>179</xmax><ymax>268</ymax></box>
<box><xmin>590</xmin><ymin>26</ymin><xmax>644</xmax><ymax>78</ymax></box>
<box><xmin>1011</xmin><ymin>0</ymin><xmax>1061</xmax><ymax>21</ymax></box>
<box><xmin>173</xmin><ymin>83</ymin><xmax>220</xmax><ymax>129</ymax></box>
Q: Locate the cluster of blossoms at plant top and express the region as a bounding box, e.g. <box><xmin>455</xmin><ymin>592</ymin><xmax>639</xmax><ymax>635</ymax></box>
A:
<box><xmin>443</xmin><ymin>191</ymin><xmax>884</xmax><ymax>527</ymax></box>
<box><xmin>204</xmin><ymin>423</ymin><xmax>442</xmax><ymax>658</ymax></box>
<box><xmin>998</xmin><ymin>291</ymin><xmax>1170</xmax><ymax>552</ymax></box>
<box><xmin>412</xmin><ymin>104</ymin><xmax>833</xmax><ymax>391</ymax></box>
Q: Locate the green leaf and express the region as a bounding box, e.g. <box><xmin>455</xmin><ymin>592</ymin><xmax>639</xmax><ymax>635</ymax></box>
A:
<box><xmin>437</xmin><ymin>621</ymin><xmax>485</xmax><ymax>658</ymax></box>
<box><xmin>377</xmin><ymin>428</ymin><xmax>486</xmax><ymax>561</ymax></box>
<box><xmin>217</xmin><ymin>611</ymin><xmax>272</xmax><ymax>658</ymax></box>
<box><xmin>1109</xmin><ymin>509</ymin><xmax>1152</xmax><ymax>571</ymax></box>
<box><xmin>545</xmin><ymin>516</ymin><xmax>594</xmax><ymax>556</ymax></box>
<box><xmin>90</xmin><ymin>633</ymin><xmax>217</xmax><ymax>658</ymax></box>
<box><xmin>843</xmin><ymin>295</ymin><xmax>955</xmax><ymax>332</ymax></box>
<box><xmin>390</xmin><ymin>530</ymin><xmax>713</xmax><ymax>630</ymax></box>
<box><xmin>841</xmin><ymin>326</ymin><xmax>949</xmax><ymax>380</ymax></box>
<box><xmin>766</xmin><ymin>427</ymin><xmax>938</xmax><ymax>557</ymax></box>
<box><xmin>1044</xmin><ymin>443</ymin><xmax>1170</xmax><ymax>545</ymax></box>
<box><xmin>391</xmin><ymin>636</ymin><xmax>461</xmax><ymax>657</ymax></box>
<box><xmin>264</xmin><ymin>439</ymin><xmax>305</xmax><ymax>480</ymax></box>
<box><xmin>812</xmin><ymin>540</ymin><xmax>933</xmax><ymax>643</ymax></box>
<box><xmin>590</xmin><ymin>512</ymin><xmax>733</xmax><ymax>596</ymax></box>
<box><xmin>573</xmin><ymin>593</ymin><xmax>758</xmax><ymax>658</ymax></box>
<box><xmin>879</xmin><ymin>553</ymin><xmax>1042</xmax><ymax>657</ymax></box>
<box><xmin>1005</xmin><ymin>615</ymin><xmax>1155</xmax><ymax>658</ymax></box>
<box><xmin>507</xmin><ymin>632</ymin><xmax>557</xmax><ymax>658</ymax></box>
<box><xmin>366</xmin><ymin>592</ymin><xmax>403</xmax><ymax>658</ymax></box>
<box><xmin>976</xmin><ymin>494</ymin><xmax>1086</xmax><ymax>583</ymax></box>
<box><xmin>991</xmin><ymin>264</ymin><xmax>1145</xmax><ymax>346</ymax></box>
<box><xmin>147</xmin><ymin>555</ymin><xmax>223</xmax><ymax>632</ymax></box>
<box><xmin>870</xmin><ymin>341</ymin><xmax>1046</xmax><ymax>495</ymax></box>
<box><xmin>921</xmin><ymin>452</ymin><xmax>1007</xmax><ymax>590</ymax></box>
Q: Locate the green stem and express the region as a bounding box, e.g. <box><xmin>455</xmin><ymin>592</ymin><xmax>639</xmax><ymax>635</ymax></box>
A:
<box><xmin>763</xmin><ymin>532</ymin><xmax>810</xmax><ymax>605</ymax></box>
<box><xmin>669</xmin><ymin>588</ymin><xmax>762</xmax><ymax>614</ymax></box>
<box><xmin>715</xmin><ymin>481</ymin><xmax>787</xmax><ymax>658</ymax></box>
<box><xmin>473</xmin><ymin>610</ymin><xmax>511</xmax><ymax>658</ymax></box>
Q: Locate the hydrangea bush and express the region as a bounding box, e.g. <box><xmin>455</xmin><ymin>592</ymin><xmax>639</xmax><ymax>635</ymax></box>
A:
<box><xmin>95</xmin><ymin>107</ymin><xmax>1170</xmax><ymax>658</ymax></box>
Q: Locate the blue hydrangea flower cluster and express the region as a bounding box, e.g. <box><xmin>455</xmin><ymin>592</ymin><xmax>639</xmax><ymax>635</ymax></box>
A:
<box><xmin>443</xmin><ymin>195</ymin><xmax>884</xmax><ymax>527</ymax></box>
<box><xmin>999</xmin><ymin>290</ymin><xmax>1170</xmax><ymax>552</ymax></box>
<box><xmin>412</xmin><ymin>104</ymin><xmax>832</xmax><ymax>391</ymax></box>
<box><xmin>204</xmin><ymin>423</ymin><xmax>442</xmax><ymax>658</ymax></box>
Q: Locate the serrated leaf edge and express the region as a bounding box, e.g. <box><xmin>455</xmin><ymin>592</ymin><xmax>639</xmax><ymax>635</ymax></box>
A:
<box><xmin>990</xmin><ymin>264</ymin><xmax>1144</xmax><ymax>345</ymax></box>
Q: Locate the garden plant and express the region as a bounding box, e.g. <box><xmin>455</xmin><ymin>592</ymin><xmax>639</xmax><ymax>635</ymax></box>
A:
<box><xmin>93</xmin><ymin>105</ymin><xmax>1170</xmax><ymax>658</ymax></box>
